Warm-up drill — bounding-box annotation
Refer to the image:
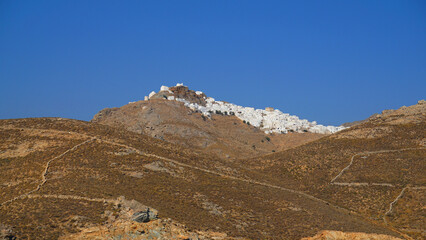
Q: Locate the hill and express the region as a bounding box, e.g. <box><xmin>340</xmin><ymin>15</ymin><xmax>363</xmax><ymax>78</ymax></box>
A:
<box><xmin>0</xmin><ymin>117</ymin><xmax>404</xmax><ymax>239</ymax></box>
<box><xmin>91</xmin><ymin>84</ymin><xmax>340</xmax><ymax>159</ymax></box>
<box><xmin>240</xmin><ymin>100</ymin><xmax>425</xmax><ymax>239</ymax></box>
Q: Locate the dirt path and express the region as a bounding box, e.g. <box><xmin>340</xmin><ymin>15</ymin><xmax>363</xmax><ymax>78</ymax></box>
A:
<box><xmin>385</xmin><ymin>187</ymin><xmax>408</xmax><ymax>217</ymax></box>
<box><xmin>331</xmin><ymin>182</ymin><xmax>396</xmax><ymax>187</ymax></box>
<box><xmin>27</xmin><ymin>194</ymin><xmax>117</xmax><ymax>204</ymax></box>
<box><xmin>383</xmin><ymin>186</ymin><xmax>426</xmax><ymax>224</ymax></box>
<box><xmin>330</xmin><ymin>148</ymin><xmax>424</xmax><ymax>183</ymax></box>
<box><xmin>0</xmin><ymin>138</ymin><xmax>94</xmax><ymax>207</ymax></box>
<box><xmin>329</xmin><ymin>147</ymin><xmax>424</xmax><ymax>234</ymax></box>
<box><xmin>383</xmin><ymin>187</ymin><xmax>409</xmax><ymax>225</ymax></box>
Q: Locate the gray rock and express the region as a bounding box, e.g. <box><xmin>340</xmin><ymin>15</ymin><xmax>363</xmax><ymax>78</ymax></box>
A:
<box><xmin>0</xmin><ymin>224</ymin><xmax>16</xmax><ymax>240</ymax></box>
<box><xmin>132</xmin><ymin>208</ymin><xmax>157</xmax><ymax>223</ymax></box>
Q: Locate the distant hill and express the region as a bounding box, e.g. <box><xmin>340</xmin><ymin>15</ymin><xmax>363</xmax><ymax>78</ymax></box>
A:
<box><xmin>91</xmin><ymin>84</ymin><xmax>340</xmax><ymax>159</ymax></box>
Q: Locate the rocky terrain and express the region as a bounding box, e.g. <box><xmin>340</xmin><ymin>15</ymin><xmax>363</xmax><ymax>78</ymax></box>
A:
<box><xmin>0</xmin><ymin>93</ymin><xmax>424</xmax><ymax>239</ymax></box>
<box><xmin>60</xmin><ymin>196</ymin><xmax>242</xmax><ymax>240</ymax></box>
<box><xmin>92</xmin><ymin>85</ymin><xmax>329</xmax><ymax>159</ymax></box>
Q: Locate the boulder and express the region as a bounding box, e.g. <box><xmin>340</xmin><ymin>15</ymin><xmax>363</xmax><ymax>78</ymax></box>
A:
<box><xmin>0</xmin><ymin>224</ymin><xmax>16</xmax><ymax>240</ymax></box>
<box><xmin>132</xmin><ymin>208</ymin><xmax>157</xmax><ymax>223</ymax></box>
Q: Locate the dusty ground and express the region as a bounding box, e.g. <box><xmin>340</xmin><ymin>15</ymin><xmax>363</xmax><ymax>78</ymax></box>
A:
<box><xmin>0</xmin><ymin>118</ymin><xmax>406</xmax><ymax>239</ymax></box>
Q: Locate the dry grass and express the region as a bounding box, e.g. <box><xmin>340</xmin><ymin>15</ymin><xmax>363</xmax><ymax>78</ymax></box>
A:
<box><xmin>0</xmin><ymin>117</ymin><xmax>423</xmax><ymax>239</ymax></box>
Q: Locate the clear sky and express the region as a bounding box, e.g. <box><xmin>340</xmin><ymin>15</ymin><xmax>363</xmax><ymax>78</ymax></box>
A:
<box><xmin>1</xmin><ymin>0</ymin><xmax>425</xmax><ymax>125</ymax></box>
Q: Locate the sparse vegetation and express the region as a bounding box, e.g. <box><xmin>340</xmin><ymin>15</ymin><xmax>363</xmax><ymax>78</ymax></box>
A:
<box><xmin>0</xmin><ymin>158</ymin><xmax>10</xmax><ymax>166</ymax></box>
<box><xmin>0</xmin><ymin>102</ymin><xmax>424</xmax><ymax>240</ymax></box>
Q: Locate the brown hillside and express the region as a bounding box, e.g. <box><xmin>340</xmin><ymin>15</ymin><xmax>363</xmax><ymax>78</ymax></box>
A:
<box><xmin>342</xmin><ymin>99</ymin><xmax>425</xmax><ymax>127</ymax></box>
<box><xmin>92</xmin><ymin>99</ymin><xmax>324</xmax><ymax>159</ymax></box>
<box><xmin>0</xmin><ymin>118</ymin><xmax>402</xmax><ymax>239</ymax></box>
<box><xmin>241</xmin><ymin>100</ymin><xmax>426</xmax><ymax>239</ymax></box>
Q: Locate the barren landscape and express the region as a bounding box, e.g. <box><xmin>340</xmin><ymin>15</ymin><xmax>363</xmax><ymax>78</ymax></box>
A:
<box><xmin>1</xmin><ymin>87</ymin><xmax>424</xmax><ymax>239</ymax></box>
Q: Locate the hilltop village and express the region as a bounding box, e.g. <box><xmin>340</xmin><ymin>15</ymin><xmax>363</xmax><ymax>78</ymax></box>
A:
<box><xmin>144</xmin><ymin>84</ymin><xmax>346</xmax><ymax>134</ymax></box>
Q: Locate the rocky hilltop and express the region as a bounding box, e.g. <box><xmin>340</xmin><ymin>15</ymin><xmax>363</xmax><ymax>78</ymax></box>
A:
<box><xmin>92</xmin><ymin>84</ymin><xmax>342</xmax><ymax>159</ymax></box>
<box><xmin>141</xmin><ymin>84</ymin><xmax>345</xmax><ymax>134</ymax></box>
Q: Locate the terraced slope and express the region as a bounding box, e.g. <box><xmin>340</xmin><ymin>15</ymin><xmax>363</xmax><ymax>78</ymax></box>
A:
<box><xmin>0</xmin><ymin>118</ymin><xmax>400</xmax><ymax>239</ymax></box>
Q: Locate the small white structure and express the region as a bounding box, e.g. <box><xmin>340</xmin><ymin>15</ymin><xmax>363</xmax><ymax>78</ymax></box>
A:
<box><xmin>160</xmin><ymin>85</ymin><xmax>169</xmax><ymax>91</ymax></box>
<box><xmin>148</xmin><ymin>91</ymin><xmax>156</xmax><ymax>99</ymax></box>
<box><xmin>160</xmin><ymin>85</ymin><xmax>173</xmax><ymax>93</ymax></box>
<box><xmin>176</xmin><ymin>83</ymin><xmax>184</xmax><ymax>86</ymax></box>
<box><xmin>196</xmin><ymin>91</ymin><xmax>203</xmax><ymax>95</ymax></box>
<box><xmin>144</xmin><ymin>96</ymin><xmax>149</xmax><ymax>101</ymax></box>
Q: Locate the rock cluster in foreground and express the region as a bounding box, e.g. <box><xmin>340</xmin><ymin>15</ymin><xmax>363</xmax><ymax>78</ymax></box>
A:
<box><xmin>301</xmin><ymin>230</ymin><xmax>402</xmax><ymax>240</ymax></box>
<box><xmin>60</xmin><ymin>196</ymin><xmax>243</xmax><ymax>240</ymax></box>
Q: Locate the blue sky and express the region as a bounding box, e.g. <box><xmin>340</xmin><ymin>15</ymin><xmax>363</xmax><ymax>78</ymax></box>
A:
<box><xmin>1</xmin><ymin>0</ymin><xmax>425</xmax><ymax>125</ymax></box>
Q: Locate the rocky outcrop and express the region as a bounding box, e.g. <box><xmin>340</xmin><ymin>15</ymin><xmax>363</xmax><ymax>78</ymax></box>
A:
<box><xmin>60</xmin><ymin>196</ymin><xmax>242</xmax><ymax>240</ymax></box>
<box><xmin>0</xmin><ymin>224</ymin><xmax>16</xmax><ymax>240</ymax></box>
<box><xmin>61</xmin><ymin>218</ymin><xmax>240</xmax><ymax>240</ymax></box>
<box><xmin>169</xmin><ymin>85</ymin><xmax>207</xmax><ymax>105</ymax></box>
<box><xmin>132</xmin><ymin>208</ymin><xmax>157</xmax><ymax>223</ymax></box>
<box><xmin>148</xmin><ymin>85</ymin><xmax>207</xmax><ymax>106</ymax></box>
<box><xmin>301</xmin><ymin>230</ymin><xmax>402</xmax><ymax>240</ymax></box>
<box><xmin>370</xmin><ymin>99</ymin><xmax>426</xmax><ymax>125</ymax></box>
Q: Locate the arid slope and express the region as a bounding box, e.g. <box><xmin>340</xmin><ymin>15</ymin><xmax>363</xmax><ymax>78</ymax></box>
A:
<box><xmin>92</xmin><ymin>99</ymin><xmax>323</xmax><ymax>159</ymax></box>
<box><xmin>0</xmin><ymin>118</ymin><xmax>402</xmax><ymax>239</ymax></box>
<box><xmin>242</xmin><ymin>100</ymin><xmax>425</xmax><ymax>239</ymax></box>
